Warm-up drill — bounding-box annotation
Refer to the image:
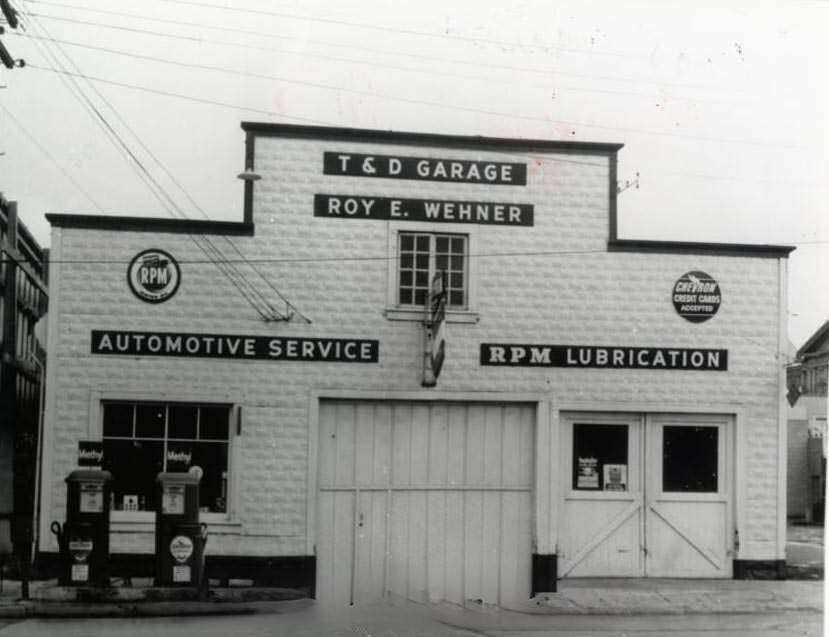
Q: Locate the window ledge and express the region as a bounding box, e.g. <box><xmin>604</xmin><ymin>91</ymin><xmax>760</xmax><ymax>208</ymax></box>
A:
<box><xmin>111</xmin><ymin>513</ymin><xmax>242</xmax><ymax>534</ymax></box>
<box><xmin>384</xmin><ymin>307</ymin><xmax>480</xmax><ymax>324</ymax></box>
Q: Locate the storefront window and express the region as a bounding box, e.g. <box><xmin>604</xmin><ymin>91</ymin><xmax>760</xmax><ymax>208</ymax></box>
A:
<box><xmin>572</xmin><ymin>423</ymin><xmax>628</xmax><ymax>491</ymax></box>
<box><xmin>102</xmin><ymin>401</ymin><xmax>230</xmax><ymax>513</ymax></box>
<box><xmin>662</xmin><ymin>426</ymin><xmax>718</xmax><ymax>492</ymax></box>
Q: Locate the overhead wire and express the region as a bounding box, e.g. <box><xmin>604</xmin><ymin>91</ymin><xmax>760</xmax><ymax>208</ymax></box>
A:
<box><xmin>20</xmin><ymin>3</ymin><xmax>308</xmax><ymax>322</ymax></box>
<box><xmin>3</xmin><ymin>243</ymin><xmax>823</xmax><ymax>267</ymax></box>
<box><xmin>16</xmin><ymin>4</ymin><xmax>742</xmax><ymax>99</ymax></box>
<box><xmin>144</xmin><ymin>0</ymin><xmax>647</xmax><ymax>59</ymax></box>
<box><xmin>23</xmin><ymin>63</ymin><xmax>799</xmax><ymax>150</ymax></box>
<box><xmin>15</xmin><ymin>32</ymin><xmax>739</xmax><ymax>106</ymax></box>
<box><xmin>0</xmin><ymin>102</ymin><xmax>105</xmax><ymax>212</ymax></box>
<box><xmin>16</xmin><ymin>4</ymin><xmax>294</xmax><ymax>320</ymax></box>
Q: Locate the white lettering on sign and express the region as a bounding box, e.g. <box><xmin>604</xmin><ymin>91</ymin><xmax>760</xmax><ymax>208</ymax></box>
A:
<box><xmin>92</xmin><ymin>331</ymin><xmax>379</xmax><ymax>362</ymax></box>
<box><xmin>327</xmin><ymin>197</ymin><xmax>376</xmax><ymax>216</ymax></box>
<box><xmin>78</xmin><ymin>449</ymin><xmax>103</xmax><ymax>462</ymax></box>
<box><xmin>481</xmin><ymin>344</ymin><xmax>727</xmax><ymax>371</ymax></box>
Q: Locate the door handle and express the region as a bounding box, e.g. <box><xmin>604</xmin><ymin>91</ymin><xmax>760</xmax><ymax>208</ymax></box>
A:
<box><xmin>358</xmin><ymin>512</ymin><xmax>364</xmax><ymax>528</ymax></box>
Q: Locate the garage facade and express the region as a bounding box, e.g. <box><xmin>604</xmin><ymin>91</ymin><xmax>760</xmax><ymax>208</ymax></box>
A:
<box><xmin>38</xmin><ymin>122</ymin><xmax>793</xmax><ymax>604</ymax></box>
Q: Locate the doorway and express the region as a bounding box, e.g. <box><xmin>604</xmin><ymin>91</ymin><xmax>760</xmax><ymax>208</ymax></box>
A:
<box><xmin>559</xmin><ymin>412</ymin><xmax>734</xmax><ymax>578</ymax></box>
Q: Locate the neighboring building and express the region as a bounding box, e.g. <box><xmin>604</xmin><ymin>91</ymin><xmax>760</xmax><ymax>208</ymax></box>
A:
<box><xmin>0</xmin><ymin>194</ymin><xmax>48</xmax><ymax>573</ymax></box>
<box><xmin>786</xmin><ymin>320</ymin><xmax>829</xmax><ymax>522</ymax></box>
<box><xmin>38</xmin><ymin>124</ymin><xmax>794</xmax><ymax>604</ymax></box>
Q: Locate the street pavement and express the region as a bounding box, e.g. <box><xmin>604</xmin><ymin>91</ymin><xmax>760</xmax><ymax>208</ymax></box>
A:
<box><xmin>0</xmin><ymin>523</ymin><xmax>820</xmax><ymax>634</ymax></box>
<box><xmin>0</xmin><ymin>603</ymin><xmax>822</xmax><ymax>637</ymax></box>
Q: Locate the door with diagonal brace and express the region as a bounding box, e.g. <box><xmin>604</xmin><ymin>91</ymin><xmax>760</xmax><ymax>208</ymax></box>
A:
<box><xmin>559</xmin><ymin>413</ymin><xmax>733</xmax><ymax>578</ymax></box>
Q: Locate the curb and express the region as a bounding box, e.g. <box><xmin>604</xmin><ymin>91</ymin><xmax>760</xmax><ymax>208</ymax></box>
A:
<box><xmin>0</xmin><ymin>598</ymin><xmax>314</xmax><ymax>619</ymax></box>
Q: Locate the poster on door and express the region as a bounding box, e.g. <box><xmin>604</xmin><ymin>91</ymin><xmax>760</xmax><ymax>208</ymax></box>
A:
<box><xmin>577</xmin><ymin>456</ymin><xmax>599</xmax><ymax>489</ymax></box>
<box><xmin>603</xmin><ymin>464</ymin><xmax>628</xmax><ymax>491</ymax></box>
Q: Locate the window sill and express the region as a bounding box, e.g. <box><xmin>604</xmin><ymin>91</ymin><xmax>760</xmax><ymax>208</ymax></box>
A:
<box><xmin>384</xmin><ymin>307</ymin><xmax>480</xmax><ymax>324</ymax></box>
<box><xmin>111</xmin><ymin>513</ymin><xmax>242</xmax><ymax>534</ymax></box>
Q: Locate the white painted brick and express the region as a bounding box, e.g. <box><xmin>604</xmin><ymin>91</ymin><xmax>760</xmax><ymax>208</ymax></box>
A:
<box><xmin>42</xmin><ymin>134</ymin><xmax>786</xmax><ymax>560</ymax></box>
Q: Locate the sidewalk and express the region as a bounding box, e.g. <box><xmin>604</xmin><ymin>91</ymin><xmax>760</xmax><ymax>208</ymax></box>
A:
<box><xmin>0</xmin><ymin>577</ymin><xmax>822</xmax><ymax>618</ymax></box>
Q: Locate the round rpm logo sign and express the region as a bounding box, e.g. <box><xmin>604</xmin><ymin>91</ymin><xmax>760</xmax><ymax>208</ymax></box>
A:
<box><xmin>170</xmin><ymin>535</ymin><xmax>194</xmax><ymax>563</ymax></box>
<box><xmin>127</xmin><ymin>249</ymin><xmax>180</xmax><ymax>303</ymax></box>
<box><xmin>672</xmin><ymin>271</ymin><xmax>721</xmax><ymax>323</ymax></box>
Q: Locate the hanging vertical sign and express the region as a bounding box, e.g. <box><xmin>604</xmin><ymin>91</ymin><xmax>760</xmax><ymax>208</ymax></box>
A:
<box><xmin>422</xmin><ymin>271</ymin><xmax>447</xmax><ymax>386</ymax></box>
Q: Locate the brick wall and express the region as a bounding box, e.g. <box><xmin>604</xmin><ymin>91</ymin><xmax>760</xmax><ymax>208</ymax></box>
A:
<box><xmin>41</xmin><ymin>134</ymin><xmax>785</xmax><ymax>559</ymax></box>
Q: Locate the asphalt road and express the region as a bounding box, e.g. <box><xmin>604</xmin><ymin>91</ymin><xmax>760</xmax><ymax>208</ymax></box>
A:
<box><xmin>0</xmin><ymin>607</ymin><xmax>823</xmax><ymax>637</ymax></box>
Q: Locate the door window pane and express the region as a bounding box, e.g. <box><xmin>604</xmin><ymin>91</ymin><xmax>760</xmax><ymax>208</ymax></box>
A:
<box><xmin>662</xmin><ymin>426</ymin><xmax>718</xmax><ymax>492</ymax></box>
<box><xmin>572</xmin><ymin>424</ymin><xmax>628</xmax><ymax>491</ymax></box>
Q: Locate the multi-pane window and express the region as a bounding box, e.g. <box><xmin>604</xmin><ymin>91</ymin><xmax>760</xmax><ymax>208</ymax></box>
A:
<box><xmin>102</xmin><ymin>401</ymin><xmax>231</xmax><ymax>514</ymax></box>
<box><xmin>398</xmin><ymin>232</ymin><xmax>467</xmax><ymax>307</ymax></box>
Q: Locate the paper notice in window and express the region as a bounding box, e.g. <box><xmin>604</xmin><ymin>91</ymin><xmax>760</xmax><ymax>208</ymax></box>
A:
<box><xmin>577</xmin><ymin>457</ymin><xmax>599</xmax><ymax>489</ymax></box>
<box><xmin>603</xmin><ymin>464</ymin><xmax>628</xmax><ymax>491</ymax></box>
<box><xmin>162</xmin><ymin>485</ymin><xmax>185</xmax><ymax>514</ymax></box>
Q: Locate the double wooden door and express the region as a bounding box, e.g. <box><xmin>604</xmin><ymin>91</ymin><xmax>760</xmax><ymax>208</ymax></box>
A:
<box><xmin>559</xmin><ymin>413</ymin><xmax>734</xmax><ymax>578</ymax></box>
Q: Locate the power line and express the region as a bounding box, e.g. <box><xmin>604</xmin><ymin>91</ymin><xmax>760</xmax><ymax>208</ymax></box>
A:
<box><xmin>5</xmin><ymin>243</ymin><xmax>823</xmax><ymax>267</ymax></box>
<box><xmin>0</xmin><ymin>102</ymin><xmax>105</xmax><ymax>211</ymax></box>
<box><xmin>17</xmin><ymin>7</ymin><xmax>292</xmax><ymax>321</ymax></box>
<box><xmin>24</xmin><ymin>63</ymin><xmax>800</xmax><ymax>149</ymax></box>
<box><xmin>16</xmin><ymin>31</ymin><xmax>721</xmax><ymax>104</ymax></box>
<box><xmin>25</xmin><ymin>62</ymin><xmax>331</xmax><ymax>125</ymax></box>
<box><xmin>20</xmin><ymin>2</ymin><xmax>741</xmax><ymax>96</ymax></box>
<box><xmin>19</xmin><ymin>3</ymin><xmax>310</xmax><ymax>322</ymax></box>
<box><xmin>147</xmin><ymin>0</ymin><xmax>645</xmax><ymax>59</ymax></box>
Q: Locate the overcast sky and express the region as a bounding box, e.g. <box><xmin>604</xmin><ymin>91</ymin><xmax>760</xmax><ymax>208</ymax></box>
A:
<box><xmin>1</xmin><ymin>0</ymin><xmax>826</xmax><ymax>349</ymax></box>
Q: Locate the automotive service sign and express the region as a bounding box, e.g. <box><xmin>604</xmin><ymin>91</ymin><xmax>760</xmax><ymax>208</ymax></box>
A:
<box><xmin>127</xmin><ymin>249</ymin><xmax>181</xmax><ymax>303</ymax></box>
<box><xmin>672</xmin><ymin>271</ymin><xmax>721</xmax><ymax>323</ymax></box>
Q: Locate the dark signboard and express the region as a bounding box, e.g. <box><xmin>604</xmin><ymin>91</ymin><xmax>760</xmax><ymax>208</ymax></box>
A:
<box><xmin>314</xmin><ymin>194</ymin><xmax>533</xmax><ymax>226</ymax></box>
<box><xmin>672</xmin><ymin>271</ymin><xmax>721</xmax><ymax>323</ymax></box>
<box><xmin>78</xmin><ymin>440</ymin><xmax>104</xmax><ymax>467</ymax></box>
<box><xmin>166</xmin><ymin>444</ymin><xmax>192</xmax><ymax>472</ymax></box>
<box><xmin>323</xmin><ymin>152</ymin><xmax>527</xmax><ymax>185</ymax></box>
<box><xmin>91</xmin><ymin>330</ymin><xmax>379</xmax><ymax>363</ymax></box>
<box><xmin>481</xmin><ymin>344</ymin><xmax>728</xmax><ymax>371</ymax></box>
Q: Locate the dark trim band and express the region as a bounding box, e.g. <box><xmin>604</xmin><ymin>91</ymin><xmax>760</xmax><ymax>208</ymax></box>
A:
<box><xmin>531</xmin><ymin>553</ymin><xmax>557</xmax><ymax>595</ymax></box>
<box><xmin>608</xmin><ymin>238</ymin><xmax>795</xmax><ymax>259</ymax></box>
<box><xmin>733</xmin><ymin>559</ymin><xmax>786</xmax><ymax>580</ymax></box>
<box><xmin>46</xmin><ymin>214</ymin><xmax>254</xmax><ymax>236</ymax></box>
<box><xmin>240</xmin><ymin>121</ymin><xmax>624</xmax><ymax>155</ymax></box>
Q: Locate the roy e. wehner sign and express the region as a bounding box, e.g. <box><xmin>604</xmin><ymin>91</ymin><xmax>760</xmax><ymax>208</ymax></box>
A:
<box><xmin>91</xmin><ymin>330</ymin><xmax>378</xmax><ymax>362</ymax></box>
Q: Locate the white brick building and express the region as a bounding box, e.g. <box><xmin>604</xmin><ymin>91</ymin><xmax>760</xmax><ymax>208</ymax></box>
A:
<box><xmin>38</xmin><ymin>123</ymin><xmax>794</xmax><ymax>604</ymax></box>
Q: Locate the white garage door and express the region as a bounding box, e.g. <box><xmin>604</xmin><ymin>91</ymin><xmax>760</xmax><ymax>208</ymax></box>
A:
<box><xmin>316</xmin><ymin>401</ymin><xmax>534</xmax><ymax>607</ymax></box>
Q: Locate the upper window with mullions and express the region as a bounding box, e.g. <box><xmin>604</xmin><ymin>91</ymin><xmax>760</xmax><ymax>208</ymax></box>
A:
<box><xmin>398</xmin><ymin>232</ymin><xmax>467</xmax><ymax>308</ymax></box>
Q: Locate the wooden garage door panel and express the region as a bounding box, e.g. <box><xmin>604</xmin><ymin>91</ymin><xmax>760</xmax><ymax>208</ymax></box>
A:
<box><xmin>317</xmin><ymin>401</ymin><xmax>534</xmax><ymax>607</ymax></box>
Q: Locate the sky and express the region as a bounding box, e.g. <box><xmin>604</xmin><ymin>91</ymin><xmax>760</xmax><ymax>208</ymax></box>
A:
<box><xmin>1</xmin><ymin>0</ymin><xmax>827</xmax><ymax>350</ymax></box>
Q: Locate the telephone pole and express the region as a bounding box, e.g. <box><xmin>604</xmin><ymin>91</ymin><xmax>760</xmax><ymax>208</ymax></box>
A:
<box><xmin>0</xmin><ymin>0</ymin><xmax>24</xmax><ymax>70</ymax></box>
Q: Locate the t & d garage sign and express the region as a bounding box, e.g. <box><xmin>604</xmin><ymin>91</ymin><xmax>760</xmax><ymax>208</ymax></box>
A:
<box><xmin>672</xmin><ymin>271</ymin><xmax>721</xmax><ymax>323</ymax></box>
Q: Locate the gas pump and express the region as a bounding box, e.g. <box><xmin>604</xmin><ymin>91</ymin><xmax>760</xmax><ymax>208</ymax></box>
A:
<box><xmin>50</xmin><ymin>466</ymin><xmax>112</xmax><ymax>587</ymax></box>
<box><xmin>155</xmin><ymin>468</ymin><xmax>207</xmax><ymax>589</ymax></box>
